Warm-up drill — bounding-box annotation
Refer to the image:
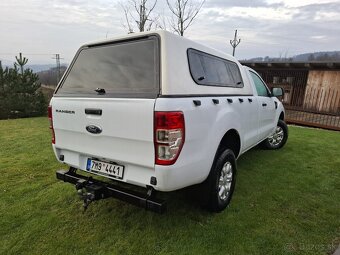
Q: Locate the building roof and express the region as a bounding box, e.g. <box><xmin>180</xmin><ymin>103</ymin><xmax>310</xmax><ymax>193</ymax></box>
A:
<box><xmin>240</xmin><ymin>61</ymin><xmax>340</xmax><ymax>70</ymax></box>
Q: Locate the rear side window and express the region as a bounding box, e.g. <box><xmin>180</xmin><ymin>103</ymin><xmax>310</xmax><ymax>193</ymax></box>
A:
<box><xmin>56</xmin><ymin>36</ymin><xmax>159</xmax><ymax>98</ymax></box>
<box><xmin>187</xmin><ymin>49</ymin><xmax>243</xmax><ymax>88</ymax></box>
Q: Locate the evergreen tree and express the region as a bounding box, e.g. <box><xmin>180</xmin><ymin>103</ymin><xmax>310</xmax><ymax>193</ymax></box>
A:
<box><xmin>0</xmin><ymin>53</ymin><xmax>47</xmax><ymax>119</ymax></box>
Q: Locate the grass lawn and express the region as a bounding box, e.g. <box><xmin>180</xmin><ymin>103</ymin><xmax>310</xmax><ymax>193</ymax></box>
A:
<box><xmin>0</xmin><ymin>117</ymin><xmax>339</xmax><ymax>255</ymax></box>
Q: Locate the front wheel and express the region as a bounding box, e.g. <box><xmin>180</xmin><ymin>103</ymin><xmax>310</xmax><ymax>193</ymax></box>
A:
<box><xmin>262</xmin><ymin>120</ymin><xmax>288</xmax><ymax>150</ymax></box>
<box><xmin>205</xmin><ymin>149</ymin><xmax>237</xmax><ymax>212</ymax></box>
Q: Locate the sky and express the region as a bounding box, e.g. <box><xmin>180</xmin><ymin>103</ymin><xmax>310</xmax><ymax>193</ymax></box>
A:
<box><xmin>0</xmin><ymin>0</ymin><xmax>339</xmax><ymax>65</ymax></box>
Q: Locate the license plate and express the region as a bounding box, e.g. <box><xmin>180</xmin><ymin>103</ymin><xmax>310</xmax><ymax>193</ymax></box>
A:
<box><xmin>86</xmin><ymin>159</ymin><xmax>124</xmax><ymax>179</ymax></box>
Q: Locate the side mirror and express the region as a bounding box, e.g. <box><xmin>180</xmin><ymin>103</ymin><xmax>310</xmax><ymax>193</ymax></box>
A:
<box><xmin>271</xmin><ymin>87</ymin><xmax>284</xmax><ymax>98</ymax></box>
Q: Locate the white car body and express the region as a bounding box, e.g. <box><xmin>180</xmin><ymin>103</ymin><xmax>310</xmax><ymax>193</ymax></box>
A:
<box><xmin>50</xmin><ymin>30</ymin><xmax>285</xmax><ymax>192</ymax></box>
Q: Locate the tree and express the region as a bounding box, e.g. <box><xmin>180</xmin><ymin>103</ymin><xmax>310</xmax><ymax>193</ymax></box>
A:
<box><xmin>166</xmin><ymin>0</ymin><xmax>205</xmax><ymax>36</ymax></box>
<box><xmin>15</xmin><ymin>53</ymin><xmax>28</xmax><ymax>74</ymax></box>
<box><xmin>0</xmin><ymin>53</ymin><xmax>47</xmax><ymax>119</ymax></box>
<box><xmin>121</xmin><ymin>0</ymin><xmax>158</xmax><ymax>33</ymax></box>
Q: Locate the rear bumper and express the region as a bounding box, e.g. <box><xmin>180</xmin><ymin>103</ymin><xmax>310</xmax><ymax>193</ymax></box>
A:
<box><xmin>53</xmin><ymin>144</ymin><xmax>210</xmax><ymax>192</ymax></box>
<box><xmin>56</xmin><ymin>169</ymin><xmax>166</xmax><ymax>214</ymax></box>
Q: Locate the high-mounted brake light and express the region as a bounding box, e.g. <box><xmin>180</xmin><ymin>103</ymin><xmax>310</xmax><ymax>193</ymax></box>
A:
<box><xmin>48</xmin><ymin>105</ymin><xmax>55</xmax><ymax>144</ymax></box>
<box><xmin>154</xmin><ymin>111</ymin><xmax>185</xmax><ymax>165</ymax></box>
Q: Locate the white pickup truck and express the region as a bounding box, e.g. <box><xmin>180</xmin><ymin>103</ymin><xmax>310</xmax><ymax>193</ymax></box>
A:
<box><xmin>50</xmin><ymin>31</ymin><xmax>288</xmax><ymax>213</ymax></box>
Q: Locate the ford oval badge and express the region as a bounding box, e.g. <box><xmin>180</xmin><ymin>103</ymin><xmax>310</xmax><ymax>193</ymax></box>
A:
<box><xmin>86</xmin><ymin>125</ymin><xmax>102</xmax><ymax>134</ymax></box>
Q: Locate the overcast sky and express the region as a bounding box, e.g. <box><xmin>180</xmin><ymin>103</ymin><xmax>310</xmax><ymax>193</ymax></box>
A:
<box><xmin>1</xmin><ymin>0</ymin><xmax>339</xmax><ymax>65</ymax></box>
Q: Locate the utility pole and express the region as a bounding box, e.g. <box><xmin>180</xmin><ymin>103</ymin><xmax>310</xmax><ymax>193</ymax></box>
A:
<box><xmin>52</xmin><ymin>54</ymin><xmax>63</xmax><ymax>84</ymax></box>
<box><xmin>230</xmin><ymin>30</ymin><xmax>241</xmax><ymax>57</ymax></box>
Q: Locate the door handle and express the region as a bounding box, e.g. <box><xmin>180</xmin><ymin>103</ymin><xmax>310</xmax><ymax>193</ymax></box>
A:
<box><xmin>262</xmin><ymin>103</ymin><xmax>267</xmax><ymax>107</ymax></box>
<box><xmin>85</xmin><ymin>108</ymin><xmax>102</xmax><ymax>115</ymax></box>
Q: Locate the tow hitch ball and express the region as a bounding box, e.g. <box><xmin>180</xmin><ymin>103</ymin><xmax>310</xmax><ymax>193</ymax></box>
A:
<box><xmin>75</xmin><ymin>179</ymin><xmax>98</xmax><ymax>211</ymax></box>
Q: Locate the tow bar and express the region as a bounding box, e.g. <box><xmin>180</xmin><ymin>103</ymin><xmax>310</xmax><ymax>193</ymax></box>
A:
<box><xmin>56</xmin><ymin>168</ymin><xmax>166</xmax><ymax>214</ymax></box>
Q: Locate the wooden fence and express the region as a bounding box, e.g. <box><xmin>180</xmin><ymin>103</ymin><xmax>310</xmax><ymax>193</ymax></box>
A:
<box><xmin>285</xmin><ymin>87</ymin><xmax>340</xmax><ymax>131</ymax></box>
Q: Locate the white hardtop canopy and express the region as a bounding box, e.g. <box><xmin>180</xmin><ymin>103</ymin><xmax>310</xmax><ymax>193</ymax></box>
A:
<box><xmin>83</xmin><ymin>30</ymin><xmax>254</xmax><ymax>96</ymax></box>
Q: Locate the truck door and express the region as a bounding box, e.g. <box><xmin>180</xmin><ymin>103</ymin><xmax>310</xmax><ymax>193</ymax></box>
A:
<box><xmin>249</xmin><ymin>71</ymin><xmax>276</xmax><ymax>141</ymax></box>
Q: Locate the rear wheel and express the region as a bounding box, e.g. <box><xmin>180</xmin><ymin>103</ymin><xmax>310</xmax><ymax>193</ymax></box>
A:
<box><xmin>204</xmin><ymin>149</ymin><xmax>237</xmax><ymax>212</ymax></box>
<box><xmin>262</xmin><ymin>120</ymin><xmax>288</xmax><ymax>149</ymax></box>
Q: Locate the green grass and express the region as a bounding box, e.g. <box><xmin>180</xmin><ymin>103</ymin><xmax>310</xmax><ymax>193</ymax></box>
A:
<box><xmin>0</xmin><ymin>117</ymin><xmax>339</xmax><ymax>255</ymax></box>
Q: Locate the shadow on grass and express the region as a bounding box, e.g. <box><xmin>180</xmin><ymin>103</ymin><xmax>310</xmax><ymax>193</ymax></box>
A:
<box><xmin>64</xmin><ymin>146</ymin><xmax>265</xmax><ymax>224</ymax></box>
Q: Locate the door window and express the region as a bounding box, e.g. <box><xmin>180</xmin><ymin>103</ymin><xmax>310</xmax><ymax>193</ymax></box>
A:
<box><xmin>250</xmin><ymin>71</ymin><xmax>269</xmax><ymax>97</ymax></box>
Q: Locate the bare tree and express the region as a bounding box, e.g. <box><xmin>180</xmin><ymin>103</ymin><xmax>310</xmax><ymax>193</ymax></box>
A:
<box><xmin>121</xmin><ymin>0</ymin><xmax>158</xmax><ymax>33</ymax></box>
<box><xmin>153</xmin><ymin>11</ymin><xmax>168</xmax><ymax>30</ymax></box>
<box><xmin>166</xmin><ymin>0</ymin><xmax>205</xmax><ymax>36</ymax></box>
<box><xmin>122</xmin><ymin>5</ymin><xmax>134</xmax><ymax>33</ymax></box>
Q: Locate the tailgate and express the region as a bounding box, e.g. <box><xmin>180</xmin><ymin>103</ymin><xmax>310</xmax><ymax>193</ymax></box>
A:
<box><xmin>50</xmin><ymin>35</ymin><xmax>160</xmax><ymax>170</ymax></box>
<box><xmin>51</xmin><ymin>97</ymin><xmax>155</xmax><ymax>167</ymax></box>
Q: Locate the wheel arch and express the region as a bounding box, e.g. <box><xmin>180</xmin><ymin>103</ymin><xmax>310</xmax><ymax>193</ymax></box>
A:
<box><xmin>279</xmin><ymin>111</ymin><xmax>285</xmax><ymax>121</ymax></box>
<box><xmin>217</xmin><ymin>129</ymin><xmax>241</xmax><ymax>159</ymax></box>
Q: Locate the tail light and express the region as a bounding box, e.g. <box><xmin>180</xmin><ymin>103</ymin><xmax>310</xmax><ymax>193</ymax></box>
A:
<box><xmin>48</xmin><ymin>105</ymin><xmax>55</xmax><ymax>144</ymax></box>
<box><xmin>154</xmin><ymin>111</ymin><xmax>185</xmax><ymax>165</ymax></box>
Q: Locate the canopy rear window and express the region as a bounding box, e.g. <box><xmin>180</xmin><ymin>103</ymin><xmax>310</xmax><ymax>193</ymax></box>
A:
<box><xmin>56</xmin><ymin>36</ymin><xmax>159</xmax><ymax>98</ymax></box>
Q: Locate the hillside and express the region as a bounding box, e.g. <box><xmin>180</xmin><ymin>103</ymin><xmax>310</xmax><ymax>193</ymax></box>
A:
<box><xmin>245</xmin><ymin>51</ymin><xmax>340</xmax><ymax>62</ymax></box>
<box><xmin>37</xmin><ymin>66</ymin><xmax>67</xmax><ymax>86</ymax></box>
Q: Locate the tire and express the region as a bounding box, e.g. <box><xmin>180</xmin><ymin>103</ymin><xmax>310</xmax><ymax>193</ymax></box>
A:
<box><xmin>204</xmin><ymin>149</ymin><xmax>237</xmax><ymax>212</ymax></box>
<box><xmin>262</xmin><ymin>119</ymin><xmax>288</xmax><ymax>150</ymax></box>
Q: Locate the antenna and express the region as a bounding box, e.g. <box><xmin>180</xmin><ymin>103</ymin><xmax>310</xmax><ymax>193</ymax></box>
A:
<box><xmin>230</xmin><ymin>30</ymin><xmax>241</xmax><ymax>57</ymax></box>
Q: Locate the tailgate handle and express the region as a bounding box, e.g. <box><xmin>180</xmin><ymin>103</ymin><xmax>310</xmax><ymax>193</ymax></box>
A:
<box><xmin>85</xmin><ymin>108</ymin><xmax>102</xmax><ymax>115</ymax></box>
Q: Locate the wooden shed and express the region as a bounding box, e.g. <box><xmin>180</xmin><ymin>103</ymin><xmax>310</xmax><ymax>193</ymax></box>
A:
<box><xmin>240</xmin><ymin>61</ymin><xmax>340</xmax><ymax>114</ymax></box>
